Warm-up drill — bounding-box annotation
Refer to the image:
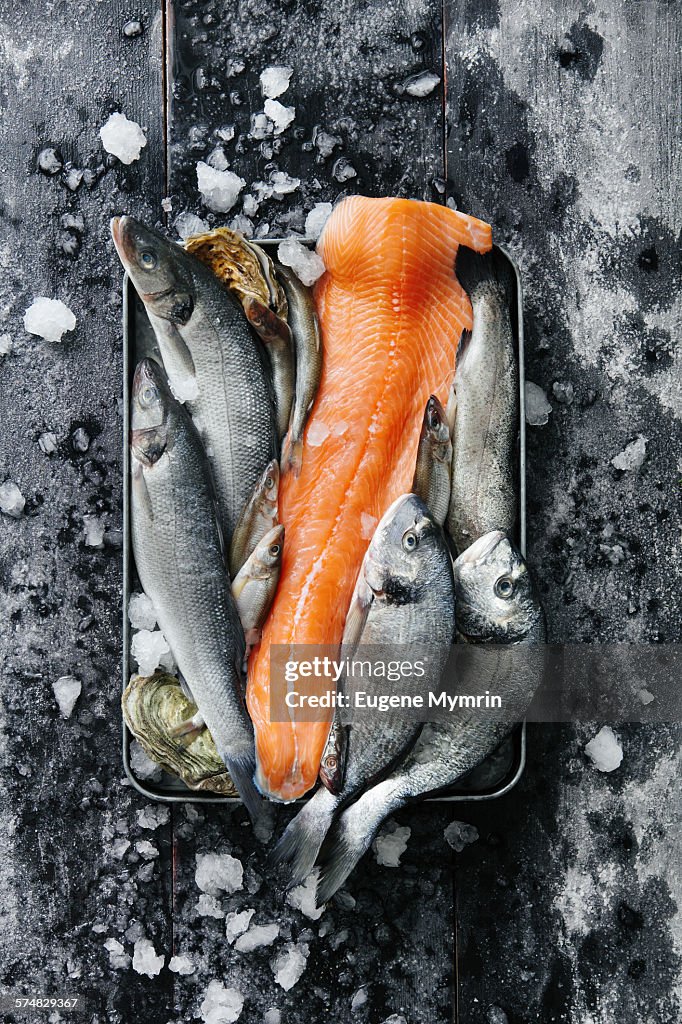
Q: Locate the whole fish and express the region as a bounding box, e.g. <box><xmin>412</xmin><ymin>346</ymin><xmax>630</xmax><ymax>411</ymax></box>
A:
<box><xmin>112</xmin><ymin>215</ymin><xmax>278</xmax><ymax>545</ymax></box>
<box><xmin>276</xmin><ymin>263</ymin><xmax>323</xmax><ymax>475</ymax></box>
<box><xmin>228</xmin><ymin>459</ymin><xmax>279</xmax><ymax>578</ymax></box>
<box><xmin>315</xmin><ymin>530</ymin><xmax>545</xmax><ymax>903</ymax></box>
<box><xmin>242</xmin><ymin>295</ymin><xmax>295</xmax><ymax>442</ymax></box>
<box><xmin>232</xmin><ymin>524</ymin><xmax>284</xmax><ymax>647</ymax></box>
<box><xmin>130</xmin><ymin>358</ymin><xmax>261</xmax><ymax>820</ymax></box>
<box><xmin>270</xmin><ymin>493</ymin><xmax>455</xmax><ymax>887</ymax></box>
<box><xmin>411</xmin><ymin>396</ymin><xmax>453</xmax><ymax>526</ymax></box>
<box><xmin>447</xmin><ymin>246</ymin><xmax>518</xmax><ymax>554</ymax></box>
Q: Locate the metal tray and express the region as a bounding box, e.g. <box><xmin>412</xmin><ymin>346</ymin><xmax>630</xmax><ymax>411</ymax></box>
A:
<box><xmin>122</xmin><ymin>240</ymin><xmax>527</xmax><ymax>804</ymax></box>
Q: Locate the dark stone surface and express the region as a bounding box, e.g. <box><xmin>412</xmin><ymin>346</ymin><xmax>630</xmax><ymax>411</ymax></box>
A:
<box><xmin>0</xmin><ymin>1</ymin><xmax>679</xmax><ymax>1023</ymax></box>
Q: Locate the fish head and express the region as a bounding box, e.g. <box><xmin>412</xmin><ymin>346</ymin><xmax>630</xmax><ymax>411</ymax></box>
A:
<box><xmin>111</xmin><ymin>216</ymin><xmax>196</xmax><ymax>325</ymax></box>
<box><xmin>261</xmin><ymin>459</ymin><xmax>280</xmax><ymax>505</ymax></box>
<box><xmin>253</xmin><ymin>524</ymin><xmax>285</xmax><ymax>573</ymax></box>
<box><xmin>453</xmin><ymin>531</ymin><xmax>545</xmax><ymax>642</ymax></box>
<box><xmin>131</xmin><ymin>359</ymin><xmax>172</xmax><ymax>466</ymax></box>
<box><xmin>363</xmin><ymin>493</ymin><xmax>443</xmax><ymax>603</ymax></box>
<box><xmin>422</xmin><ymin>394</ymin><xmax>452</xmax><ymax>461</ymax></box>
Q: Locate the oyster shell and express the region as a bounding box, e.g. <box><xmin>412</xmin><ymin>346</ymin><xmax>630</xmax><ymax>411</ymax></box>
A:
<box><xmin>122</xmin><ymin>672</ymin><xmax>238</xmax><ymax>795</ymax></box>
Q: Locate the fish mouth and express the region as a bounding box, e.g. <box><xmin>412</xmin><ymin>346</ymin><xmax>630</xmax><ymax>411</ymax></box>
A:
<box><xmin>457</xmin><ymin>530</ymin><xmax>506</xmax><ymax>565</ymax></box>
<box><xmin>111</xmin><ymin>214</ymin><xmax>135</xmax><ymax>262</ymax></box>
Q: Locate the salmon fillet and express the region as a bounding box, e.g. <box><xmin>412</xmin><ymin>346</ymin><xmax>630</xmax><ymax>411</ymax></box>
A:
<box><xmin>247</xmin><ymin>196</ymin><xmax>492</xmax><ymax>801</ymax></box>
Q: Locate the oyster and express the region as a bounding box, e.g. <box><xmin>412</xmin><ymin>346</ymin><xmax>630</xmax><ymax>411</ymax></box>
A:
<box><xmin>185</xmin><ymin>227</ymin><xmax>288</xmax><ymax>320</ymax></box>
<box><xmin>122</xmin><ymin>672</ymin><xmax>238</xmax><ymax>796</ymax></box>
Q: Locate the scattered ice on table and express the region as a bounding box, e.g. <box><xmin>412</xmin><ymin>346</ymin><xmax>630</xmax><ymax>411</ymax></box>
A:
<box><xmin>0</xmin><ymin>333</ymin><xmax>12</xmax><ymax>356</ymax></box>
<box><xmin>122</xmin><ymin>19</ymin><xmax>144</xmax><ymax>38</ymax></box>
<box><xmin>235</xmin><ymin>922</ymin><xmax>280</xmax><ymax>952</ymax></box>
<box><xmin>315</xmin><ymin>130</ymin><xmax>342</xmax><ymax>158</ymax></box>
<box><xmin>132</xmin><ymin>937</ymin><xmax>164</xmax><ymax>978</ymax></box>
<box><xmin>169</xmin><ymin>954</ymin><xmax>195</xmax><ymax>975</ymax></box>
<box><xmin>38</xmin><ymin>431</ymin><xmax>58</xmax><ymax>454</ymax></box>
<box><xmin>306</xmin><ymin>420</ymin><xmax>329</xmax><ymax>447</ymax></box>
<box><xmin>260</xmin><ymin>66</ymin><xmax>293</xmax><ymax>99</ymax></box>
<box><xmin>263</xmin><ymin>1010</ymin><xmax>281</xmax><ymax>1024</ymax></box>
<box><xmin>286</xmin><ymin>871</ymin><xmax>325</xmax><ymax>920</ymax></box>
<box><xmin>271</xmin><ymin>941</ymin><xmax>309</xmax><ymax>991</ymax></box>
<box><xmin>277</xmin><ymin>239</ymin><xmax>325</xmax><ymax>287</ymax></box>
<box><xmin>524</xmin><ymin>381</ymin><xmax>552</xmax><ymax>426</ymax></box>
<box><xmin>135</xmin><ymin>840</ymin><xmax>158</xmax><ymax>860</ymax></box>
<box><xmin>638</xmin><ymin>688</ymin><xmax>655</xmax><ymax>705</ymax></box>
<box><xmin>373</xmin><ymin>823</ymin><xmax>411</xmax><ymax>867</ymax></box>
<box><xmin>552</xmin><ymin>380</ymin><xmax>574</xmax><ymax>405</ymax></box>
<box><xmin>37</xmin><ymin>146</ymin><xmax>63</xmax><ymax>175</ymax></box>
<box><xmin>112</xmin><ymin>837</ymin><xmax>130</xmax><ymax>859</ymax></box>
<box><xmin>195</xmin><ymin>852</ymin><xmax>244</xmax><ymax>895</ymax></box>
<box><xmin>611</xmin><ymin>436</ymin><xmax>647</xmax><ymax>472</ymax></box>
<box><xmin>24</xmin><ymin>297</ymin><xmax>76</xmax><ymax>342</ymax></box>
<box><xmin>131</xmin><ymin>628</ymin><xmax>171</xmax><ymax>676</ymax></box>
<box><xmin>271</xmin><ymin>171</ymin><xmax>301</xmax><ymax>196</ymax></box>
<box><xmin>243</xmin><ymin>194</ymin><xmax>259</xmax><ymax>218</ymax></box>
<box><xmin>99</xmin><ymin>112</ymin><xmax>147</xmax><ymax>164</ymax></box>
<box><xmin>72</xmin><ymin>426</ymin><xmax>90</xmax><ymax>452</ymax></box>
<box><xmin>444</xmin><ymin>820</ymin><xmax>479</xmax><ymax>852</ymax></box>
<box><xmin>351</xmin><ymin>988</ymin><xmax>368</xmax><ymax>1011</ymax></box>
<box><xmin>225</xmin><ymin>908</ymin><xmax>255</xmax><ymax>943</ymax></box>
<box><xmin>264</xmin><ymin>99</ymin><xmax>295</xmax><ymax>135</ymax></box>
<box><xmin>197</xmin><ymin>161</ymin><xmax>246</xmax><ymax>213</ymax></box>
<box><xmin>128</xmin><ymin>592</ymin><xmax>158</xmax><ymax>632</ymax></box>
<box><xmin>207</xmin><ymin>145</ymin><xmax>230</xmax><ymax>171</ymax></box>
<box><xmin>360</xmin><ymin>513</ymin><xmax>377</xmax><ymax>540</ymax></box>
<box><xmin>175</xmin><ymin>212</ymin><xmax>209</xmax><ymax>240</ymax></box>
<box><xmin>161</xmin><ymin>196</ymin><xmax>173</xmax><ymax>213</ymax></box>
<box><xmin>52</xmin><ymin>675</ymin><xmax>81</xmax><ymax>718</ymax></box>
<box><xmin>304</xmin><ymin>203</ymin><xmax>333</xmax><ymax>241</ymax></box>
<box><xmin>104</xmin><ymin>938</ymin><xmax>130</xmax><ymax>970</ymax></box>
<box><xmin>136</xmin><ymin>804</ymin><xmax>170</xmax><ymax>830</ymax></box>
<box><xmin>216</xmin><ymin>125</ymin><xmax>235</xmax><ymax>142</ymax></box>
<box><xmin>585</xmin><ymin>726</ymin><xmax>623</xmax><ymax>772</ymax></box>
<box><xmin>200</xmin><ymin>980</ymin><xmax>244</xmax><ymax>1024</ymax></box>
<box><xmin>198</xmin><ymin>894</ymin><xmax>225</xmax><ymax>919</ymax></box>
<box><xmin>230</xmin><ymin>215</ymin><xmax>254</xmax><ymax>237</ymax></box>
<box><xmin>129</xmin><ymin>739</ymin><xmax>162</xmax><ymax>781</ymax></box>
<box><xmin>403</xmin><ymin>71</ymin><xmax>441</xmax><ymax>97</ymax></box>
<box><xmin>168</xmin><ymin>372</ymin><xmax>199</xmax><ymax>404</ymax></box>
<box><xmin>83</xmin><ymin>514</ymin><xmax>106</xmax><ymax>548</ymax></box>
<box><xmin>332</xmin><ymin>157</ymin><xmax>357</xmax><ymax>182</ymax></box>
<box><xmin>250</xmin><ymin>113</ymin><xmax>272</xmax><ymax>141</ymax></box>
<box><xmin>63</xmin><ymin>167</ymin><xmax>83</xmax><ymax>192</ymax></box>
<box><xmin>0</xmin><ymin>480</ymin><xmax>25</xmax><ymax>518</ymax></box>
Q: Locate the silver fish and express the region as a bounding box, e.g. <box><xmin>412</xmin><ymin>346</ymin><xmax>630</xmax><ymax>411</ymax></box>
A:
<box><xmin>232</xmin><ymin>524</ymin><xmax>284</xmax><ymax>648</ymax></box>
<box><xmin>130</xmin><ymin>358</ymin><xmax>261</xmax><ymax>820</ymax></box>
<box><xmin>276</xmin><ymin>263</ymin><xmax>323</xmax><ymax>475</ymax></box>
<box><xmin>242</xmin><ymin>295</ymin><xmax>295</xmax><ymax>442</ymax></box>
<box><xmin>113</xmin><ymin>215</ymin><xmax>278</xmax><ymax>546</ymax></box>
<box><xmin>270</xmin><ymin>493</ymin><xmax>455</xmax><ymax>887</ymax></box>
<box><xmin>447</xmin><ymin>247</ymin><xmax>518</xmax><ymax>554</ymax></box>
<box><xmin>412</xmin><ymin>395</ymin><xmax>453</xmax><ymax>526</ymax></box>
<box><xmin>228</xmin><ymin>459</ymin><xmax>279</xmax><ymax>578</ymax></box>
<box><xmin>315</xmin><ymin>531</ymin><xmax>545</xmax><ymax>903</ymax></box>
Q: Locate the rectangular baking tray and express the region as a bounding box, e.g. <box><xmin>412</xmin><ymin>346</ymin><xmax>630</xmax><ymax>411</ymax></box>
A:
<box><xmin>122</xmin><ymin>240</ymin><xmax>527</xmax><ymax>804</ymax></box>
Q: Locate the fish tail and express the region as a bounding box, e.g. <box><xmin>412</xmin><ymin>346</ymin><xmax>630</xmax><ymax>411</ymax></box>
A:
<box><xmin>455</xmin><ymin>245</ymin><xmax>514</xmax><ymax>306</ymax></box>
<box><xmin>269</xmin><ymin>787</ymin><xmax>339</xmax><ymax>887</ymax></box>
<box><xmin>284</xmin><ymin>436</ymin><xmax>303</xmax><ymax>476</ymax></box>
<box><xmin>222</xmin><ymin>748</ymin><xmax>262</xmax><ymax>824</ymax></box>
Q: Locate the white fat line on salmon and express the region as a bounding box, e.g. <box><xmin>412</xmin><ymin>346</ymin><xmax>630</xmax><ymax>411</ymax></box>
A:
<box><xmin>284</xmin><ymin>657</ymin><xmax>427</xmax><ymax>684</ymax></box>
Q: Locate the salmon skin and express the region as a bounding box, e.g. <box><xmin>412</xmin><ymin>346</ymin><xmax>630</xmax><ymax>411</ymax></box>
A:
<box><xmin>246</xmin><ymin>196</ymin><xmax>492</xmax><ymax>802</ymax></box>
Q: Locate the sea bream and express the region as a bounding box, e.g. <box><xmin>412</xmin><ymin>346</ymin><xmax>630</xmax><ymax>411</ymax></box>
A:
<box><xmin>129</xmin><ymin>358</ymin><xmax>261</xmax><ymax>819</ymax></box>
<box><xmin>315</xmin><ymin>530</ymin><xmax>545</xmax><ymax>903</ymax></box>
<box><xmin>112</xmin><ymin>215</ymin><xmax>278</xmax><ymax>547</ymax></box>
<box><xmin>270</xmin><ymin>493</ymin><xmax>455</xmax><ymax>886</ymax></box>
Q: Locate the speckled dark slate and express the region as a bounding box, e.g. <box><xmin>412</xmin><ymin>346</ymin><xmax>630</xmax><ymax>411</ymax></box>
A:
<box><xmin>0</xmin><ymin>2</ymin><xmax>679</xmax><ymax>1023</ymax></box>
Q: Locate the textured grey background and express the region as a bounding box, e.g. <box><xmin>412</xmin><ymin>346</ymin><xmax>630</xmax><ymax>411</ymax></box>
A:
<box><xmin>0</xmin><ymin>1</ymin><xmax>680</xmax><ymax>1022</ymax></box>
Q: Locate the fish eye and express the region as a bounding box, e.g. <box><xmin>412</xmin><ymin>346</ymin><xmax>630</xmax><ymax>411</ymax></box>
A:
<box><xmin>265</xmin><ymin>476</ymin><xmax>275</xmax><ymax>489</ymax></box>
<box><xmin>140</xmin><ymin>249</ymin><xmax>158</xmax><ymax>269</ymax></box>
<box><xmin>269</xmin><ymin>544</ymin><xmax>281</xmax><ymax>557</ymax></box>
<box><xmin>428</xmin><ymin>407</ymin><xmax>441</xmax><ymax>429</ymax></box>
<box><xmin>494</xmin><ymin>575</ymin><xmax>515</xmax><ymax>599</ymax></box>
<box><xmin>402</xmin><ymin>529</ymin><xmax>418</xmax><ymax>552</ymax></box>
<box><xmin>140</xmin><ymin>384</ymin><xmax>157</xmax><ymax>406</ymax></box>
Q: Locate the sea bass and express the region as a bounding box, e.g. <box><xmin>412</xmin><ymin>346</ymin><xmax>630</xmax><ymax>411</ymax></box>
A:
<box><xmin>316</xmin><ymin>531</ymin><xmax>545</xmax><ymax>903</ymax></box>
<box><xmin>129</xmin><ymin>358</ymin><xmax>261</xmax><ymax>819</ymax></box>
<box><xmin>270</xmin><ymin>494</ymin><xmax>455</xmax><ymax>886</ymax></box>
<box><xmin>112</xmin><ymin>216</ymin><xmax>278</xmax><ymax>545</ymax></box>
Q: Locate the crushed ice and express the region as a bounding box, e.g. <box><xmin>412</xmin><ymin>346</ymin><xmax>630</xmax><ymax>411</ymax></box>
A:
<box><xmin>195</xmin><ymin>851</ymin><xmax>244</xmax><ymax>895</ymax></box>
<box><xmin>277</xmin><ymin>239</ymin><xmax>325</xmax><ymax>287</ymax></box>
<box><xmin>83</xmin><ymin>514</ymin><xmax>106</xmax><ymax>548</ymax></box>
<box><xmin>103</xmin><ymin>938</ymin><xmax>130</xmax><ymax>970</ymax></box>
<box><xmin>264</xmin><ymin>99</ymin><xmax>295</xmax><ymax>135</ymax></box>
<box><xmin>128</xmin><ymin>592</ymin><xmax>158</xmax><ymax>632</ymax></box>
<box><xmin>197</xmin><ymin>161</ymin><xmax>246</xmax><ymax>213</ymax></box>
<box><xmin>225</xmin><ymin>908</ymin><xmax>255</xmax><ymax>943</ymax></box>
<box><xmin>129</xmin><ymin>739</ymin><xmax>162</xmax><ymax>781</ymax></box>
<box><xmin>524</xmin><ymin>381</ymin><xmax>552</xmax><ymax>426</ymax></box>
<box><xmin>444</xmin><ymin>820</ymin><xmax>479</xmax><ymax>852</ymax></box>
<box><xmin>611</xmin><ymin>436</ymin><xmax>647</xmax><ymax>472</ymax></box>
<box><xmin>168</xmin><ymin>953</ymin><xmax>195</xmax><ymax>975</ymax></box>
<box><xmin>585</xmin><ymin>726</ymin><xmax>623</xmax><ymax>772</ymax></box>
<box><xmin>200</xmin><ymin>980</ymin><xmax>244</xmax><ymax>1024</ymax></box>
<box><xmin>132</xmin><ymin>937</ymin><xmax>164</xmax><ymax>977</ymax></box>
<box><xmin>286</xmin><ymin>871</ymin><xmax>325</xmax><ymax>920</ymax></box>
<box><xmin>234</xmin><ymin>922</ymin><xmax>280</xmax><ymax>952</ymax></box>
<box><xmin>131</xmin><ymin>628</ymin><xmax>171</xmax><ymax>676</ymax></box>
<box><xmin>24</xmin><ymin>297</ymin><xmax>76</xmax><ymax>343</ymax></box>
<box><xmin>0</xmin><ymin>480</ymin><xmax>25</xmax><ymax>518</ymax></box>
<box><xmin>373</xmin><ymin>822</ymin><xmax>411</xmax><ymax>866</ymax></box>
<box><xmin>260</xmin><ymin>66</ymin><xmax>293</xmax><ymax>98</ymax></box>
<box><xmin>304</xmin><ymin>203</ymin><xmax>333</xmax><ymax>241</ymax></box>
<box><xmin>271</xmin><ymin>941</ymin><xmax>309</xmax><ymax>991</ymax></box>
<box><xmin>99</xmin><ymin>112</ymin><xmax>147</xmax><ymax>164</ymax></box>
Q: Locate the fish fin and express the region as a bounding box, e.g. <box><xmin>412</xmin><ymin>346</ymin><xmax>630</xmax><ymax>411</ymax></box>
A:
<box><xmin>221</xmin><ymin>748</ymin><xmax>262</xmax><ymax>824</ymax></box>
<box><xmin>455</xmin><ymin>246</ymin><xmax>514</xmax><ymax>306</ymax></box>
<box><xmin>269</xmin><ymin>787</ymin><xmax>339</xmax><ymax>887</ymax></box>
<box><xmin>151</xmin><ymin>290</ymin><xmax>195</xmax><ymax>326</ymax></box>
<box><xmin>284</xmin><ymin>436</ymin><xmax>303</xmax><ymax>477</ymax></box>
<box><xmin>341</xmin><ymin>573</ymin><xmax>373</xmax><ymax>660</ymax></box>
<box><xmin>455</xmin><ymin>327</ymin><xmax>472</xmax><ymax>361</ymax></box>
<box><xmin>445</xmin><ymin>378</ymin><xmax>457</xmax><ymax>434</ymax></box>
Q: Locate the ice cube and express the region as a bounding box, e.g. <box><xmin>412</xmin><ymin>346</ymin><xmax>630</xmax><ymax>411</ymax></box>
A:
<box><xmin>175</xmin><ymin>212</ymin><xmax>210</xmax><ymax>240</ymax></box>
<box><xmin>444</xmin><ymin>820</ymin><xmax>479</xmax><ymax>852</ymax></box>
<box><xmin>168</xmin><ymin>953</ymin><xmax>195</xmax><ymax>975</ymax></box>
<box><xmin>132</xmin><ymin>937</ymin><xmax>164</xmax><ymax>977</ymax></box>
<box><xmin>198</xmin><ymin>894</ymin><xmax>225</xmax><ymax>919</ymax></box>
<box><xmin>271</xmin><ymin>171</ymin><xmax>301</xmax><ymax>196</ymax></box>
<box><xmin>264</xmin><ymin>99</ymin><xmax>295</xmax><ymax>135</ymax></box>
<box><xmin>552</xmin><ymin>381</ymin><xmax>574</xmax><ymax>405</ymax></box>
<box><xmin>277</xmin><ymin>239</ymin><xmax>325</xmax><ymax>287</ymax></box>
<box><xmin>524</xmin><ymin>381</ymin><xmax>552</xmax><ymax>426</ymax></box>
<box><xmin>161</xmin><ymin>197</ymin><xmax>173</xmax><ymax>213</ymax></box>
<box><xmin>135</xmin><ymin>840</ymin><xmax>158</xmax><ymax>860</ymax></box>
<box><xmin>24</xmin><ymin>297</ymin><xmax>76</xmax><ymax>343</ymax></box>
<box><xmin>37</xmin><ymin>147</ymin><xmax>63</xmax><ymax>176</ymax></box>
<box><xmin>304</xmin><ymin>203</ymin><xmax>333</xmax><ymax>241</ymax></box>
<box><xmin>195</xmin><ymin>852</ymin><xmax>244</xmax><ymax>895</ymax></box>
<box><xmin>72</xmin><ymin>426</ymin><xmax>90</xmax><ymax>452</ymax></box>
<box><xmin>380</xmin><ymin>1017</ymin><xmax>408</xmax><ymax>1024</ymax></box>
<box><xmin>234</xmin><ymin>922</ymin><xmax>280</xmax><ymax>952</ymax></box>
<box><xmin>200</xmin><ymin>980</ymin><xmax>244</xmax><ymax>1024</ymax></box>
<box><xmin>128</xmin><ymin>592</ymin><xmax>158</xmax><ymax>632</ymax></box>
<box><xmin>122</xmin><ymin>19</ymin><xmax>144</xmax><ymax>38</ymax></box>
<box><xmin>351</xmin><ymin>988</ymin><xmax>368</xmax><ymax>1011</ymax></box>
<box><xmin>229</xmin><ymin>215</ymin><xmax>254</xmax><ymax>237</ymax></box>
<box><xmin>207</xmin><ymin>145</ymin><xmax>230</xmax><ymax>171</ymax></box>
<box><xmin>0</xmin><ymin>333</ymin><xmax>12</xmax><ymax>356</ymax></box>
<box><xmin>0</xmin><ymin>480</ymin><xmax>25</xmax><ymax>518</ymax></box>
<box><xmin>260</xmin><ymin>66</ymin><xmax>293</xmax><ymax>98</ymax></box>
<box><xmin>196</xmin><ymin>161</ymin><xmax>246</xmax><ymax>213</ymax></box>
<box><xmin>373</xmin><ymin>823</ymin><xmax>411</xmax><ymax>866</ymax></box>
<box><xmin>52</xmin><ymin>675</ymin><xmax>81</xmax><ymax>719</ymax></box>
<box><xmin>38</xmin><ymin>431</ymin><xmax>58</xmax><ymax>454</ymax></box>
<box><xmin>404</xmin><ymin>71</ymin><xmax>441</xmax><ymax>97</ymax></box>
<box><xmin>136</xmin><ymin>804</ymin><xmax>170</xmax><ymax>830</ymax></box>
<box><xmin>83</xmin><ymin>514</ymin><xmax>105</xmax><ymax>548</ymax></box>
<box><xmin>168</xmin><ymin>372</ymin><xmax>199</xmax><ymax>404</ymax></box>
<box><xmin>611</xmin><ymin>436</ymin><xmax>647</xmax><ymax>472</ymax></box>
<box><xmin>99</xmin><ymin>112</ymin><xmax>147</xmax><ymax>165</ymax></box>
<box><xmin>360</xmin><ymin>513</ymin><xmax>377</xmax><ymax>540</ymax></box>
<box><xmin>286</xmin><ymin>871</ymin><xmax>325</xmax><ymax>920</ymax></box>
<box><xmin>264</xmin><ymin>1010</ymin><xmax>281</xmax><ymax>1024</ymax></box>
<box><xmin>103</xmin><ymin>937</ymin><xmax>130</xmax><ymax>970</ymax></box>
<box><xmin>112</xmin><ymin>837</ymin><xmax>130</xmax><ymax>859</ymax></box>
<box><xmin>314</xmin><ymin>131</ymin><xmax>342</xmax><ymax>158</ymax></box>
<box><xmin>332</xmin><ymin>157</ymin><xmax>357</xmax><ymax>182</ymax></box>
<box><xmin>63</xmin><ymin>167</ymin><xmax>83</xmax><ymax>192</ymax></box>
<box><xmin>585</xmin><ymin>726</ymin><xmax>623</xmax><ymax>772</ymax></box>
<box><xmin>250</xmin><ymin>113</ymin><xmax>272</xmax><ymax>141</ymax></box>
<box><xmin>129</xmin><ymin>739</ymin><xmax>162</xmax><ymax>781</ymax></box>
<box><xmin>225</xmin><ymin>908</ymin><xmax>255</xmax><ymax>943</ymax></box>
<box><xmin>131</xmin><ymin>628</ymin><xmax>171</xmax><ymax>677</ymax></box>
<box><xmin>271</xmin><ymin>941</ymin><xmax>309</xmax><ymax>991</ymax></box>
